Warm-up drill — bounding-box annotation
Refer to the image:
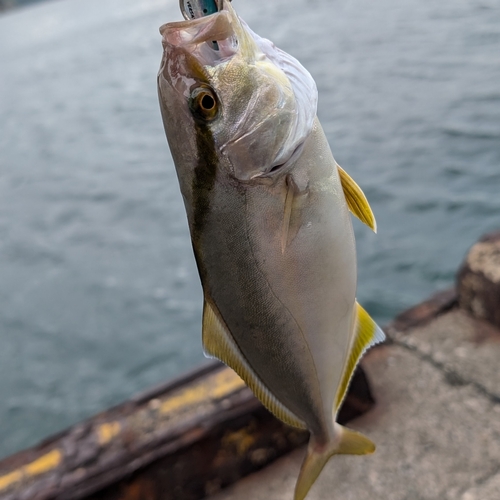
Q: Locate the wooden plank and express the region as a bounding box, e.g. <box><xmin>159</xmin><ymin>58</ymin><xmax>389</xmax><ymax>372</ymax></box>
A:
<box><xmin>386</xmin><ymin>288</ymin><xmax>457</xmax><ymax>334</ymax></box>
<box><xmin>0</xmin><ymin>362</ymin><xmax>374</xmax><ymax>500</ymax></box>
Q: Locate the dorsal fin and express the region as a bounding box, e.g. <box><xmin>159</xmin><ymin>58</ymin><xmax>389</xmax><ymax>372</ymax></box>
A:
<box><xmin>337</xmin><ymin>165</ymin><xmax>377</xmax><ymax>233</ymax></box>
<box><xmin>334</xmin><ymin>301</ymin><xmax>385</xmax><ymax>412</ymax></box>
<box><xmin>202</xmin><ymin>298</ymin><xmax>306</xmax><ymax>429</ymax></box>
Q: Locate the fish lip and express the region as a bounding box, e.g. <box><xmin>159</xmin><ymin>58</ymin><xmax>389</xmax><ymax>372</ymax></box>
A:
<box><xmin>160</xmin><ymin>0</ymin><xmax>243</xmax><ymax>79</ymax></box>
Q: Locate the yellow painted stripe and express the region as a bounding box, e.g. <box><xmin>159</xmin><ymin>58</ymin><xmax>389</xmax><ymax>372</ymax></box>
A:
<box><xmin>97</xmin><ymin>421</ymin><xmax>121</xmax><ymax>445</ymax></box>
<box><xmin>0</xmin><ymin>368</ymin><xmax>245</xmax><ymax>493</ymax></box>
<box><xmin>160</xmin><ymin>368</ymin><xmax>245</xmax><ymax>415</ymax></box>
<box><xmin>24</xmin><ymin>449</ymin><xmax>62</xmax><ymax>476</ymax></box>
<box><xmin>210</xmin><ymin>369</ymin><xmax>246</xmax><ymax>399</ymax></box>
<box><xmin>0</xmin><ymin>470</ymin><xmax>22</xmax><ymax>491</ymax></box>
<box><xmin>0</xmin><ymin>449</ymin><xmax>62</xmax><ymax>492</ymax></box>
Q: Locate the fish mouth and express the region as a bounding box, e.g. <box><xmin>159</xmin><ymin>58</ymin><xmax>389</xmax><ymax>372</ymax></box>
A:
<box><xmin>160</xmin><ymin>0</ymin><xmax>248</xmax><ymax>68</ymax></box>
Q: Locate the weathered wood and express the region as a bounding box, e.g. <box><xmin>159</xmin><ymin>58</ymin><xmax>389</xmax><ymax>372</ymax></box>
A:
<box><xmin>457</xmin><ymin>231</ymin><xmax>500</xmax><ymax>330</ymax></box>
<box><xmin>0</xmin><ymin>362</ymin><xmax>374</xmax><ymax>500</ymax></box>
<box><xmin>385</xmin><ymin>288</ymin><xmax>458</xmax><ymax>335</ymax></box>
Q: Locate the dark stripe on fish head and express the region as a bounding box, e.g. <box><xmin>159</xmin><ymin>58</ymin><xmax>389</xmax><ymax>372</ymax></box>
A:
<box><xmin>191</xmin><ymin>120</ymin><xmax>218</xmax><ymax>276</ymax></box>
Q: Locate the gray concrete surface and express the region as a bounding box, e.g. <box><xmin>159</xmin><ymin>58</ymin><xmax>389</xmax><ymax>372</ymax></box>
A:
<box><xmin>210</xmin><ymin>308</ymin><xmax>500</xmax><ymax>500</ymax></box>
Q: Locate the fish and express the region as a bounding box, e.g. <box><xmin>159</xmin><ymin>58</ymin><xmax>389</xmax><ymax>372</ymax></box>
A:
<box><xmin>157</xmin><ymin>2</ymin><xmax>384</xmax><ymax>499</ymax></box>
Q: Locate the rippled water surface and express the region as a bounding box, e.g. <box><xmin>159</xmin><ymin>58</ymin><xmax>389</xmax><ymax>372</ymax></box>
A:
<box><xmin>1</xmin><ymin>0</ymin><xmax>499</xmax><ymax>457</ymax></box>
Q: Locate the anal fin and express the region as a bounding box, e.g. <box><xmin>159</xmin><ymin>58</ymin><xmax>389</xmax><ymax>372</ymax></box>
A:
<box><xmin>334</xmin><ymin>301</ymin><xmax>386</xmax><ymax>411</ymax></box>
<box><xmin>337</xmin><ymin>164</ymin><xmax>377</xmax><ymax>233</ymax></box>
<box><xmin>202</xmin><ymin>299</ymin><xmax>306</xmax><ymax>429</ymax></box>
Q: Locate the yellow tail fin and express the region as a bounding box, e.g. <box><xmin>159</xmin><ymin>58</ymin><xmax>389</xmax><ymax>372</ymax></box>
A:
<box><xmin>294</xmin><ymin>425</ymin><xmax>375</xmax><ymax>500</ymax></box>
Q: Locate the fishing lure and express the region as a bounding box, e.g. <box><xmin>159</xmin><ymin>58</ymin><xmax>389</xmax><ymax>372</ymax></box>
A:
<box><xmin>179</xmin><ymin>0</ymin><xmax>219</xmax><ymax>20</ymax></box>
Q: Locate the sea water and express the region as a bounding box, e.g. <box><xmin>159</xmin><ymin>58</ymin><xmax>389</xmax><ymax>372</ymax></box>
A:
<box><xmin>0</xmin><ymin>0</ymin><xmax>499</xmax><ymax>457</ymax></box>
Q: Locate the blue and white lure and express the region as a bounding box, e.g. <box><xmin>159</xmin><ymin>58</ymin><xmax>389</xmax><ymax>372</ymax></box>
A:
<box><xmin>179</xmin><ymin>0</ymin><xmax>220</xmax><ymax>20</ymax></box>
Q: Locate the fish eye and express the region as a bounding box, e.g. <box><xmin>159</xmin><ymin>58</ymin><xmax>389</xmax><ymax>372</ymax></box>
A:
<box><xmin>189</xmin><ymin>86</ymin><xmax>219</xmax><ymax>121</ymax></box>
<box><xmin>201</xmin><ymin>94</ymin><xmax>215</xmax><ymax>110</ymax></box>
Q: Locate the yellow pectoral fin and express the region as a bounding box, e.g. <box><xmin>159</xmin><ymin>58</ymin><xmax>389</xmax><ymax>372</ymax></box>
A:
<box><xmin>202</xmin><ymin>299</ymin><xmax>306</xmax><ymax>429</ymax></box>
<box><xmin>337</xmin><ymin>165</ymin><xmax>377</xmax><ymax>233</ymax></box>
<box><xmin>334</xmin><ymin>302</ymin><xmax>386</xmax><ymax>411</ymax></box>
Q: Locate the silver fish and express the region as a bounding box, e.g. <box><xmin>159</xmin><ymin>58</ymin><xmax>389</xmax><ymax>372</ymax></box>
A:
<box><xmin>158</xmin><ymin>2</ymin><xmax>384</xmax><ymax>498</ymax></box>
